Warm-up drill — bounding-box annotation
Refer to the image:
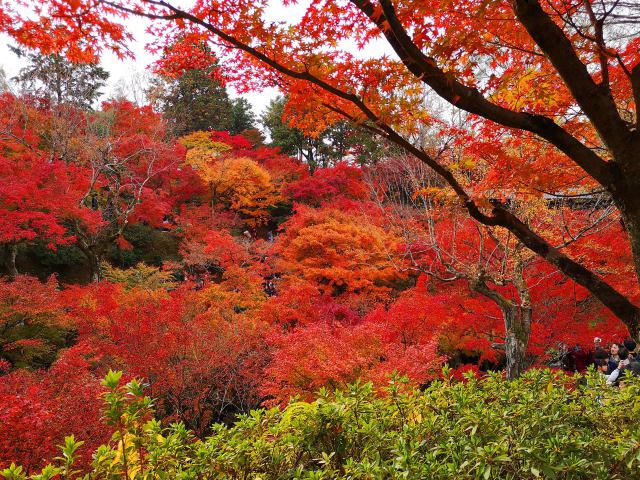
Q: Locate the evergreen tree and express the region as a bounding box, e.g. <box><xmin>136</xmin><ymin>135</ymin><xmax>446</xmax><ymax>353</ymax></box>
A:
<box><xmin>12</xmin><ymin>48</ymin><xmax>109</xmax><ymax>109</ymax></box>
<box><xmin>261</xmin><ymin>96</ymin><xmax>307</xmax><ymax>158</ymax></box>
<box><xmin>230</xmin><ymin>97</ymin><xmax>257</xmax><ymax>135</ymax></box>
<box><xmin>149</xmin><ymin>69</ymin><xmax>257</xmax><ymax>136</ymax></box>
<box><xmin>149</xmin><ymin>67</ymin><xmax>235</xmax><ymax>136</ymax></box>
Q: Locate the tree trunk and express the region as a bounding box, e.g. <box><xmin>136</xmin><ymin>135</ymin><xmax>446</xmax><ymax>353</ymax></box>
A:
<box><xmin>82</xmin><ymin>248</ymin><xmax>101</xmax><ymax>283</ymax></box>
<box><xmin>89</xmin><ymin>252</ymin><xmax>100</xmax><ymax>283</ymax></box>
<box><xmin>471</xmin><ymin>272</ymin><xmax>532</xmax><ymax>380</ymax></box>
<box><xmin>502</xmin><ymin>304</ymin><xmax>532</xmax><ymax>380</ymax></box>
<box><xmin>3</xmin><ymin>243</ymin><xmax>18</xmax><ymax>279</ymax></box>
<box><xmin>619</xmin><ymin>195</ymin><xmax>640</xmax><ymax>299</ymax></box>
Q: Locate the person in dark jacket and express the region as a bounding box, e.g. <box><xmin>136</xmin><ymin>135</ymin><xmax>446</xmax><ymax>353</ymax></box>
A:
<box><xmin>570</xmin><ymin>344</ymin><xmax>594</xmax><ymax>373</ymax></box>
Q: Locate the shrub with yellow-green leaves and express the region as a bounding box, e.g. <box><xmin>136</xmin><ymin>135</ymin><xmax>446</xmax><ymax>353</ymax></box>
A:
<box><xmin>4</xmin><ymin>368</ymin><xmax>640</xmax><ymax>479</ymax></box>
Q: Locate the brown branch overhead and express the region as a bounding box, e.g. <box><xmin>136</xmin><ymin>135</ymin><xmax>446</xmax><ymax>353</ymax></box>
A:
<box><xmin>325</xmin><ymin>97</ymin><xmax>640</xmax><ymax>328</ymax></box>
<box><xmin>351</xmin><ymin>0</ymin><xmax>614</xmax><ymax>188</ymax></box>
<box><xmin>104</xmin><ymin>0</ymin><xmax>640</xmax><ymax>330</ymax></box>
<box><xmin>512</xmin><ymin>0</ymin><xmax>630</xmax><ymax>153</ymax></box>
<box><xmin>489</xmin><ymin>206</ymin><xmax>639</xmax><ymax>332</ymax></box>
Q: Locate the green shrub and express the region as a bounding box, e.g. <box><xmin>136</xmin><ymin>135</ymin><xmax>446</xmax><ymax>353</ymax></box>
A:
<box><xmin>4</xmin><ymin>368</ymin><xmax>640</xmax><ymax>479</ymax></box>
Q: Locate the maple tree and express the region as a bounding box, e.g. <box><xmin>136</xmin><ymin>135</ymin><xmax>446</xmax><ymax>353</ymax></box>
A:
<box><xmin>2</xmin><ymin>107</ymin><xmax>636</xmax><ymax>473</ymax></box>
<box><xmin>255</xmin><ymin>277</ymin><xmax>444</xmax><ymax>403</ymax></box>
<box><xmin>180</xmin><ymin>130</ymin><xmax>282</xmax><ymax>226</ymax></box>
<box><xmin>0</xmin><ymin>275</ymin><xmax>73</xmax><ymax>371</ymax></box>
<box><xmin>262</xmin><ymin>317</ymin><xmax>444</xmax><ymax>404</ymax></box>
<box><xmin>0</xmin><ymin>93</ymin><xmax>100</xmax><ymax>278</ymax></box>
<box><xmin>272</xmin><ymin>203</ymin><xmax>406</xmax><ymax>301</ymax></box>
<box><xmin>370</xmin><ymin>153</ymin><xmax>625</xmax><ymax>377</ymax></box>
<box><xmin>68</xmin><ymin>100</ymin><xmax>182</xmax><ymax>281</ymax></box>
<box><xmin>286</xmin><ymin>162</ymin><xmax>370</xmax><ymax>207</ymax></box>
<box><xmin>0</xmin><ymin>344</ymin><xmax>107</xmax><ymax>471</ymax></box>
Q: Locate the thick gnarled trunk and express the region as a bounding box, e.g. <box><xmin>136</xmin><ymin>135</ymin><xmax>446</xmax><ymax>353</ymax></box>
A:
<box><xmin>472</xmin><ymin>266</ymin><xmax>532</xmax><ymax>379</ymax></box>
<box><xmin>88</xmin><ymin>250</ymin><xmax>101</xmax><ymax>283</ymax></box>
<box><xmin>609</xmin><ymin>171</ymin><xmax>640</xmax><ymax>340</ymax></box>
<box><xmin>78</xmin><ymin>242</ymin><xmax>101</xmax><ymax>283</ymax></box>
<box><xmin>503</xmin><ymin>304</ymin><xmax>532</xmax><ymax>380</ymax></box>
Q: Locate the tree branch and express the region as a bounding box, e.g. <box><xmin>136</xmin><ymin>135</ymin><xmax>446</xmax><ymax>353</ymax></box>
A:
<box><xmin>512</xmin><ymin>0</ymin><xmax>629</xmax><ymax>151</ymax></box>
<box><xmin>350</xmin><ymin>0</ymin><xmax>614</xmax><ymax>187</ymax></box>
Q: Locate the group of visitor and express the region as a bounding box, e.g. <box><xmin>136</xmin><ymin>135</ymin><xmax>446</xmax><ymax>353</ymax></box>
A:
<box><xmin>563</xmin><ymin>337</ymin><xmax>640</xmax><ymax>385</ymax></box>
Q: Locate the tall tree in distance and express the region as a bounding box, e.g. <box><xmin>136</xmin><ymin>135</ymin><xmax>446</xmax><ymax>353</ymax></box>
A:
<box><xmin>148</xmin><ymin>67</ymin><xmax>234</xmax><ymax>136</ymax></box>
<box><xmin>12</xmin><ymin>48</ymin><xmax>108</xmax><ymax>109</ymax></box>
<box><xmin>149</xmin><ymin>40</ymin><xmax>256</xmax><ymax>136</ymax></box>
<box><xmin>230</xmin><ymin>97</ymin><xmax>256</xmax><ymax>135</ymax></box>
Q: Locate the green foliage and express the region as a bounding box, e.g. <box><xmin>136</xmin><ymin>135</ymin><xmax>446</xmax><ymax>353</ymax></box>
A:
<box><xmin>16</xmin><ymin>242</ymin><xmax>88</xmax><ymax>284</ymax></box>
<box><xmin>261</xmin><ymin>96</ymin><xmax>386</xmax><ymax>169</ymax></box>
<box><xmin>0</xmin><ymin>321</ymin><xmax>72</xmax><ymax>370</ymax></box>
<box><xmin>108</xmin><ymin>224</ymin><xmax>181</xmax><ymax>268</ymax></box>
<box><xmin>8</xmin><ymin>369</ymin><xmax>640</xmax><ymax>479</ymax></box>
<box><xmin>261</xmin><ymin>96</ymin><xmax>307</xmax><ymax>157</ymax></box>
<box><xmin>230</xmin><ymin>98</ymin><xmax>257</xmax><ymax>135</ymax></box>
<box><xmin>100</xmin><ymin>262</ymin><xmax>176</xmax><ymax>290</ymax></box>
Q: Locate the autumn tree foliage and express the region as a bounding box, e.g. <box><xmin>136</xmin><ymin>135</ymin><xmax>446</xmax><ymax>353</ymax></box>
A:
<box><xmin>4</xmin><ymin>1</ymin><xmax>640</xmax><ymax>472</ymax></box>
<box><xmin>63</xmin><ymin>278</ymin><xmax>268</xmax><ymax>436</ymax></box>
<box><xmin>0</xmin><ymin>91</ymin><xmax>185</xmax><ymax>282</ymax></box>
<box><xmin>0</xmin><ymin>275</ymin><xmax>73</xmax><ymax>371</ymax></box>
<box><xmin>273</xmin><ymin>203</ymin><xmax>406</xmax><ymax>301</ymax></box>
<box><xmin>256</xmin><ymin>277</ymin><xmax>444</xmax><ymax>404</ymax></box>
<box><xmin>0</xmin><ymin>346</ymin><xmax>107</xmax><ymax>471</ymax></box>
<box><xmin>262</xmin><ymin>318</ymin><xmax>444</xmax><ymax>404</ymax></box>
<box><xmin>285</xmin><ymin>162</ymin><xmax>369</xmax><ymax>207</ymax></box>
<box><xmin>69</xmin><ymin>100</ymin><xmax>183</xmax><ymax>281</ymax></box>
<box><xmin>369</xmin><ymin>153</ymin><xmax>629</xmax><ymax>377</ymax></box>
<box><xmin>179</xmin><ymin>130</ymin><xmax>291</xmax><ymax>227</ymax></box>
